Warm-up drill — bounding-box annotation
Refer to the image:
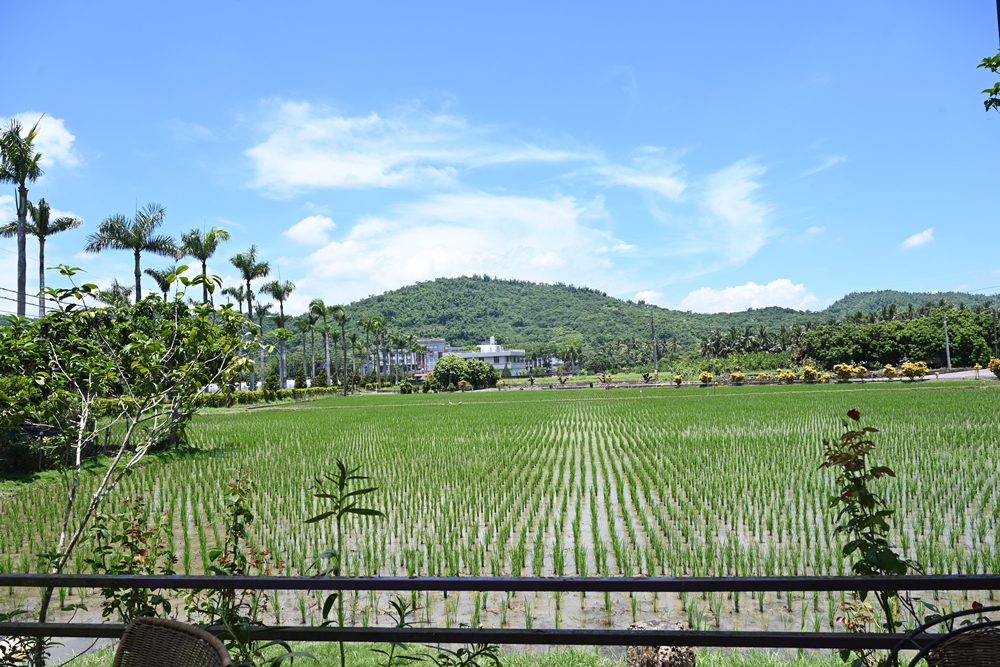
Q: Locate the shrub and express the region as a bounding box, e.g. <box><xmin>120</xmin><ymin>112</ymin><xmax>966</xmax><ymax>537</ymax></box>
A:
<box><xmin>828</xmin><ymin>363</ymin><xmax>868</xmax><ymax>381</ymax></box>
<box><xmin>458</xmin><ymin>379</ymin><xmax>470</xmax><ymax>392</ymax></box>
<box><xmin>313</xmin><ymin>368</ymin><xmax>329</xmax><ymax>387</ymax></box>
<box><xmin>756</xmin><ymin>373</ymin><xmax>771</xmax><ymax>383</ymax></box>
<box><xmin>821</xmin><ymin>373</ymin><xmax>831</xmax><ymax>383</ymax></box>
<box><xmin>800</xmin><ymin>366</ymin><xmax>820</xmax><ymax>382</ymax></box>
<box><xmin>882</xmin><ymin>364</ymin><xmax>897</xmax><ymax>380</ymax></box>
<box><xmin>500</xmin><ymin>364</ymin><xmax>512</xmax><ymax>379</ymax></box>
<box><xmin>699</xmin><ymin>371</ymin><xmax>713</xmax><ymax>385</ymax></box>
<box><xmin>294</xmin><ymin>367</ymin><xmax>307</xmax><ymax>389</ymax></box>
<box><xmin>421</xmin><ymin>380</ymin><xmax>431</xmax><ymax>393</ymax></box>
<box><xmin>399</xmin><ymin>380</ymin><xmax>413</xmax><ymax>394</ymax></box>
<box><xmin>731</xmin><ymin>371</ymin><xmax>745</xmax><ymax>385</ymax></box>
<box><xmin>263</xmin><ymin>366</ymin><xmax>280</xmax><ymax>392</ymax></box>
<box><xmin>989</xmin><ymin>358</ymin><xmax>1000</xmax><ymax>378</ymax></box>
<box><xmin>776</xmin><ymin>369</ymin><xmax>797</xmax><ymax>384</ymax></box>
<box><xmin>495</xmin><ymin>380</ymin><xmax>505</xmax><ymax>390</ymax></box>
<box><xmin>673</xmin><ymin>374</ymin><xmax>683</xmax><ymax>386</ymax></box>
<box><xmin>899</xmin><ymin>361</ymin><xmax>929</xmax><ymax>380</ymax></box>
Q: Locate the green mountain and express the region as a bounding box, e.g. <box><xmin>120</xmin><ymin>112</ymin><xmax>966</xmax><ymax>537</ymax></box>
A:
<box><xmin>347</xmin><ymin>275</ymin><xmax>826</xmax><ymax>350</ymax></box>
<box><xmin>825</xmin><ymin>290</ymin><xmax>999</xmax><ymax>318</ymax></box>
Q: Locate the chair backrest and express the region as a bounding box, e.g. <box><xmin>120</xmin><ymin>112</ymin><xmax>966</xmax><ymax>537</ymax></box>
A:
<box><xmin>113</xmin><ymin>617</ymin><xmax>232</xmax><ymax>667</ymax></box>
<box><xmin>887</xmin><ymin>605</ymin><xmax>1000</xmax><ymax>667</ymax></box>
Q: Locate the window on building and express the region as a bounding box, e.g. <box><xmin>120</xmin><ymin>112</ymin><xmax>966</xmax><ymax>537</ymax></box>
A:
<box><xmin>494</xmin><ymin>356</ymin><xmax>500</xmax><ymax>364</ymax></box>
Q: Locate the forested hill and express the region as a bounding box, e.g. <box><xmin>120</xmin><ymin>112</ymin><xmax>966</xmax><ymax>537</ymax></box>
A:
<box><xmin>348</xmin><ymin>276</ymin><xmax>826</xmax><ymax>349</ymax></box>
<box><xmin>825</xmin><ymin>290</ymin><xmax>999</xmax><ymax>317</ymax></box>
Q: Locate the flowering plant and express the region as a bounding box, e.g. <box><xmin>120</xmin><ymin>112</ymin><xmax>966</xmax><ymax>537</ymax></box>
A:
<box><xmin>698</xmin><ymin>371</ymin><xmax>713</xmax><ymax>385</ymax></box>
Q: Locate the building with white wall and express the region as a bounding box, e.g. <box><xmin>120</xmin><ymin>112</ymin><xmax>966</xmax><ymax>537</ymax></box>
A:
<box><xmin>452</xmin><ymin>337</ymin><xmax>527</xmax><ymax>376</ymax></box>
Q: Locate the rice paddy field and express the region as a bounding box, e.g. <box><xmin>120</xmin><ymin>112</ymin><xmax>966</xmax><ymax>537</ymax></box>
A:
<box><xmin>1</xmin><ymin>381</ymin><xmax>998</xmax><ymax>663</ymax></box>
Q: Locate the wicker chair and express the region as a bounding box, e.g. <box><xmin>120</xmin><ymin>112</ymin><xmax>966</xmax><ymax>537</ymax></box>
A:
<box><xmin>887</xmin><ymin>605</ymin><xmax>1000</xmax><ymax>666</ymax></box>
<box><xmin>112</xmin><ymin>617</ymin><xmax>233</xmax><ymax>667</ymax></box>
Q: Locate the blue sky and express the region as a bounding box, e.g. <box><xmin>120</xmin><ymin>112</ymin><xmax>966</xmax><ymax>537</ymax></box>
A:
<box><xmin>3</xmin><ymin>1</ymin><xmax>999</xmax><ymax>315</ymax></box>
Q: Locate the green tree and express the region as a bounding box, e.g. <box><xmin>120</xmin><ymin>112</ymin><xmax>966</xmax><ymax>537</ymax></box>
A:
<box><xmin>253</xmin><ymin>302</ymin><xmax>272</xmax><ymax>391</ymax></box>
<box><xmin>94</xmin><ymin>279</ymin><xmax>134</xmax><ymax>308</ymax></box>
<box><xmin>0</xmin><ymin>118</ymin><xmax>44</xmax><ymax>317</ymax></box>
<box><xmin>0</xmin><ymin>265</ymin><xmax>249</xmax><ymax>665</ymax></box>
<box><xmin>294</xmin><ymin>365</ymin><xmax>307</xmax><ymax>389</ymax></box>
<box><xmin>85</xmin><ymin>203</ymin><xmax>179</xmax><ymax>304</ymax></box>
<box><xmin>180</xmin><ymin>226</ymin><xmax>231</xmax><ymax>303</ymax></box>
<box><xmin>144</xmin><ymin>265</ymin><xmax>181</xmax><ymax>300</ymax></box>
<box><xmin>434</xmin><ymin>355</ymin><xmax>468</xmax><ymax>390</ymax></box>
<box><xmin>310</xmin><ymin>298</ymin><xmax>332</xmax><ymax>381</ymax></box>
<box><xmin>313</xmin><ymin>368</ymin><xmax>329</xmax><ymax>387</ymax></box>
<box><xmin>221</xmin><ymin>284</ymin><xmax>247</xmax><ymax>313</ymax></box>
<box><xmin>979</xmin><ymin>49</ymin><xmax>1000</xmax><ymax>114</ymax></box>
<box><xmin>260</xmin><ymin>280</ymin><xmax>295</xmax><ymax>385</ymax></box>
<box><xmin>0</xmin><ymin>198</ymin><xmax>82</xmax><ymax>317</ymax></box>
<box><xmin>229</xmin><ymin>245</ymin><xmax>270</xmax><ymax>319</ymax></box>
<box><xmin>331</xmin><ymin>305</ymin><xmax>351</xmax><ymax>395</ymax></box>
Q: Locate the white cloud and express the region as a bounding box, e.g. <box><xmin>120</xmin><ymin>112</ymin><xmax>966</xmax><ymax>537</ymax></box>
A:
<box><xmin>3</xmin><ymin>113</ymin><xmax>79</xmax><ymax>168</ymax></box>
<box><xmin>805</xmin><ymin>225</ymin><xmax>824</xmax><ymax>235</ymax></box>
<box><xmin>284</xmin><ymin>215</ymin><xmax>336</xmax><ymax>245</ymax></box>
<box><xmin>593</xmin><ymin>147</ymin><xmax>686</xmax><ymax>199</ymax></box>
<box><xmin>678</xmin><ymin>279</ymin><xmax>818</xmax><ymax>313</ymax></box>
<box><xmin>802</xmin><ymin>154</ymin><xmax>848</xmax><ymax>177</ymax></box>
<box><xmin>289</xmin><ymin>192</ymin><xmax>626</xmax><ymax>304</ymax></box>
<box><xmin>634</xmin><ymin>290</ymin><xmax>667</xmax><ymax>307</ymax></box>
<box><xmin>702</xmin><ymin>160</ymin><xmax>774</xmax><ymax>263</ymax></box>
<box><xmin>246</xmin><ymin>102</ymin><xmax>595</xmax><ymax>195</ymax></box>
<box><xmin>612</xmin><ymin>242</ymin><xmax>637</xmax><ymax>252</ymax></box>
<box><xmin>902</xmin><ymin>227</ymin><xmax>934</xmax><ymax>248</ymax></box>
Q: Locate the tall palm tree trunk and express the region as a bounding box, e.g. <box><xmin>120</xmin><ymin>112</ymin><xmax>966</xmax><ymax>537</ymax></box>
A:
<box><xmin>38</xmin><ymin>237</ymin><xmax>46</xmax><ymax>317</ymax></box>
<box><xmin>16</xmin><ymin>185</ymin><xmax>27</xmax><ymax>317</ymax></box>
<box><xmin>133</xmin><ymin>249</ymin><xmax>142</xmax><ymax>304</ymax></box>
<box><xmin>324</xmin><ymin>330</ymin><xmax>331</xmax><ymax>382</ymax></box>
<box><xmin>201</xmin><ymin>259</ymin><xmax>209</xmax><ymax>303</ymax></box>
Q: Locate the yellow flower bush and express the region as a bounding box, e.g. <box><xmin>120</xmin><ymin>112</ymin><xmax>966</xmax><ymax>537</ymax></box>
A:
<box><xmin>756</xmin><ymin>373</ymin><xmax>771</xmax><ymax>383</ymax></box>
<box><xmin>832</xmin><ymin>363</ymin><xmax>854</xmax><ymax>381</ymax></box>
<box><xmin>731</xmin><ymin>371</ymin><xmax>745</xmax><ymax>384</ymax></box>
<box><xmin>882</xmin><ymin>364</ymin><xmax>896</xmax><ymax>379</ymax></box>
<box><xmin>988</xmin><ymin>358</ymin><xmax>1000</xmax><ymax>378</ymax></box>
<box><xmin>673</xmin><ymin>374</ymin><xmax>683</xmax><ymax>386</ymax></box>
<box><xmin>899</xmin><ymin>361</ymin><xmax>929</xmax><ymax>381</ymax></box>
<box><xmin>820</xmin><ymin>373</ymin><xmax>831</xmax><ymax>383</ymax></box>
<box><xmin>800</xmin><ymin>366</ymin><xmax>820</xmax><ymax>382</ymax></box>
<box><xmin>699</xmin><ymin>371</ymin><xmax>713</xmax><ymax>385</ymax></box>
<box><xmin>776</xmin><ymin>369</ymin><xmax>797</xmax><ymax>384</ymax></box>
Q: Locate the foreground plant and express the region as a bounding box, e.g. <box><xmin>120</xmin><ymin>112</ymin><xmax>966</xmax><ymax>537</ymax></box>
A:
<box><xmin>306</xmin><ymin>460</ymin><xmax>386</xmax><ymax>667</ymax></box>
<box><xmin>186</xmin><ymin>472</ymin><xmax>301</xmax><ymax>666</ymax></box>
<box><xmin>821</xmin><ymin>408</ymin><xmax>921</xmax><ymax>666</ymax></box>
<box><xmin>84</xmin><ymin>497</ymin><xmax>177</xmax><ymax>622</ymax></box>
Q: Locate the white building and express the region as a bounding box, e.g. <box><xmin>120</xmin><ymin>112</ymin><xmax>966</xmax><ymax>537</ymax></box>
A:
<box><xmin>452</xmin><ymin>337</ymin><xmax>527</xmax><ymax>376</ymax></box>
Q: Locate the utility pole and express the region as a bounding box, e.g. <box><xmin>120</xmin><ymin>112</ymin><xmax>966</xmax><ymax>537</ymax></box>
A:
<box><xmin>649</xmin><ymin>307</ymin><xmax>658</xmax><ymax>380</ymax></box>
<box><xmin>993</xmin><ymin>308</ymin><xmax>998</xmax><ymax>358</ymax></box>
<box><xmin>943</xmin><ymin>314</ymin><xmax>952</xmax><ymax>370</ymax></box>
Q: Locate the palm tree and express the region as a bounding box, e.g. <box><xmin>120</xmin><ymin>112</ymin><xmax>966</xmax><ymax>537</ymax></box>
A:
<box><xmin>260</xmin><ymin>280</ymin><xmax>295</xmax><ymax>385</ymax></box>
<box><xmin>310</xmin><ymin>299</ymin><xmax>331</xmax><ymax>381</ymax></box>
<box><xmin>0</xmin><ymin>198</ymin><xmax>82</xmax><ymax>316</ymax></box>
<box><xmin>252</xmin><ymin>302</ymin><xmax>273</xmax><ymax>391</ymax></box>
<box><xmin>230</xmin><ymin>245</ymin><xmax>270</xmax><ymax>319</ymax></box>
<box><xmin>295</xmin><ymin>315</ymin><xmax>313</xmax><ymax>380</ymax></box>
<box><xmin>94</xmin><ymin>279</ymin><xmax>134</xmax><ymax>308</ymax></box>
<box><xmin>330</xmin><ymin>306</ymin><xmax>349</xmax><ymax>394</ymax></box>
<box><xmin>222</xmin><ymin>285</ymin><xmax>247</xmax><ymax>313</ymax></box>
<box><xmin>0</xmin><ymin>118</ymin><xmax>44</xmax><ymax>316</ymax></box>
<box><xmin>180</xmin><ymin>226</ymin><xmax>231</xmax><ymax>303</ymax></box>
<box><xmin>144</xmin><ymin>266</ymin><xmax>180</xmax><ymax>300</ymax></box>
<box><xmin>85</xmin><ymin>203</ymin><xmax>178</xmax><ymax>304</ymax></box>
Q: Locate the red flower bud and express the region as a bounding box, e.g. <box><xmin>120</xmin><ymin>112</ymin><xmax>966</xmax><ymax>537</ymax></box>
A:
<box><xmin>847</xmin><ymin>408</ymin><xmax>861</xmax><ymax>421</ymax></box>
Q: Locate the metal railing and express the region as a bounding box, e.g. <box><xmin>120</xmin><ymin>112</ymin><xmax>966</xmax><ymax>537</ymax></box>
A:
<box><xmin>3</xmin><ymin>573</ymin><xmax>998</xmax><ymax>650</ymax></box>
